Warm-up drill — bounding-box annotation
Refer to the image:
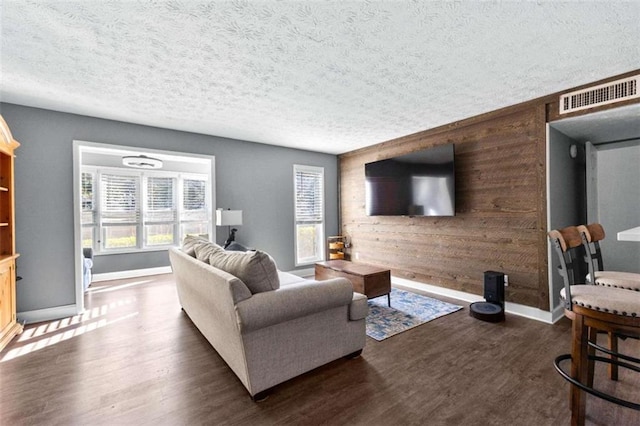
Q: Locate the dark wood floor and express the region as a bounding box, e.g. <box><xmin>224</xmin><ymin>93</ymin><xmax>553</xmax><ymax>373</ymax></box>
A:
<box><xmin>1</xmin><ymin>274</ymin><xmax>639</xmax><ymax>425</ymax></box>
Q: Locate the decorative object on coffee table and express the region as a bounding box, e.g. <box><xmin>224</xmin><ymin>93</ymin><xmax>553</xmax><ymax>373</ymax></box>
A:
<box><xmin>367</xmin><ymin>288</ymin><xmax>463</xmax><ymax>341</ymax></box>
<box><xmin>315</xmin><ymin>259</ymin><xmax>391</xmax><ymax>306</ymax></box>
<box><xmin>327</xmin><ymin>236</ymin><xmax>347</xmax><ymax>260</ymax></box>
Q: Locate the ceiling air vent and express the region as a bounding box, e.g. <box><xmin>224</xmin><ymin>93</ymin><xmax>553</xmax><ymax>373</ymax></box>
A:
<box><xmin>559</xmin><ymin>74</ymin><xmax>639</xmax><ymax>114</ymax></box>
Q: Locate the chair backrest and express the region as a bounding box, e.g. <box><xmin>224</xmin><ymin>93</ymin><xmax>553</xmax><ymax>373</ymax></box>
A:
<box><xmin>549</xmin><ymin>226</ymin><xmax>588</xmax><ymax>309</ymax></box>
<box><xmin>577</xmin><ymin>224</ymin><xmax>606</xmax><ymax>281</ymax></box>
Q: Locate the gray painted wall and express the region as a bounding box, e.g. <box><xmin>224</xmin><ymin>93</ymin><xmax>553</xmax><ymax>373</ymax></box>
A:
<box><xmin>592</xmin><ymin>140</ymin><xmax>640</xmax><ymax>273</ymax></box>
<box><xmin>547</xmin><ymin>126</ymin><xmax>587</xmax><ymax>309</ymax></box>
<box><xmin>1</xmin><ymin>103</ymin><xmax>339</xmax><ymax>313</ymax></box>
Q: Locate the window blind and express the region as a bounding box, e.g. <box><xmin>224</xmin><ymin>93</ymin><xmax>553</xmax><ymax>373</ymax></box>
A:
<box><xmin>293</xmin><ymin>165</ymin><xmax>324</xmax><ymax>265</ymax></box>
<box><xmin>146</xmin><ymin>176</ymin><xmax>176</xmax><ymax>222</ymax></box>
<box><xmin>101</xmin><ymin>173</ymin><xmax>139</xmax><ymax>224</ymax></box>
<box><xmin>182</xmin><ymin>178</ymin><xmax>207</xmax><ymax>221</ymax></box>
<box><xmin>81</xmin><ymin>172</ymin><xmax>95</xmax><ymax>224</ymax></box>
<box><xmin>295</xmin><ymin>168</ymin><xmax>324</xmax><ymax>223</ymax></box>
<box><xmin>84</xmin><ymin>166</ymin><xmax>211</xmax><ymax>253</ymax></box>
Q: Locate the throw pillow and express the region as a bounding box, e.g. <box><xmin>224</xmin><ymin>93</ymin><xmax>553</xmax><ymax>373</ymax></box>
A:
<box><xmin>182</xmin><ymin>235</ymin><xmax>210</xmax><ymax>257</ymax></box>
<box><xmin>208</xmin><ymin>249</ymin><xmax>280</xmax><ymax>294</ymax></box>
<box><xmin>194</xmin><ymin>241</ymin><xmax>224</xmax><ymax>262</ymax></box>
<box><xmin>225</xmin><ymin>241</ymin><xmax>253</xmax><ymax>252</ymax></box>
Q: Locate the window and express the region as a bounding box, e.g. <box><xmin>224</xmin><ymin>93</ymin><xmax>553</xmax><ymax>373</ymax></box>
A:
<box><xmin>82</xmin><ymin>167</ymin><xmax>210</xmax><ymax>253</ymax></box>
<box><xmin>101</xmin><ymin>172</ymin><xmax>139</xmax><ymax>250</ymax></box>
<box><xmin>294</xmin><ymin>165</ymin><xmax>324</xmax><ymax>265</ymax></box>
<box><xmin>81</xmin><ymin>171</ymin><xmax>96</xmax><ymax>248</ymax></box>
<box><xmin>145</xmin><ymin>176</ymin><xmax>176</xmax><ymax>247</ymax></box>
<box><xmin>181</xmin><ymin>178</ymin><xmax>209</xmax><ymax>237</ymax></box>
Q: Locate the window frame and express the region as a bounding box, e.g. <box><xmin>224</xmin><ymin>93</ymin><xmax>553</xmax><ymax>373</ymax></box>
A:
<box><xmin>293</xmin><ymin>164</ymin><xmax>325</xmax><ymax>266</ymax></box>
<box><xmin>82</xmin><ymin>165</ymin><xmax>211</xmax><ymax>254</ymax></box>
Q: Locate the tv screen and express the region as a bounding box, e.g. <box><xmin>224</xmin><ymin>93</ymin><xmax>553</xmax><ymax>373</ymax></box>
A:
<box><xmin>365</xmin><ymin>144</ymin><xmax>455</xmax><ymax>216</ymax></box>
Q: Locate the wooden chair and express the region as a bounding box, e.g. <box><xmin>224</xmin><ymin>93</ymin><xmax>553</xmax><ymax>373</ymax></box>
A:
<box><xmin>551</xmin><ymin>226</ymin><xmax>619</xmax><ymax>380</ymax></box>
<box><xmin>549</xmin><ymin>226</ymin><xmax>640</xmax><ymax>425</ymax></box>
<box><xmin>577</xmin><ymin>223</ymin><xmax>640</xmax><ymax>291</ymax></box>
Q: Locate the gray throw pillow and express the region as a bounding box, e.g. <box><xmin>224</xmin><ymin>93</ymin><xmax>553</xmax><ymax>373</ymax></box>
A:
<box><xmin>208</xmin><ymin>249</ymin><xmax>280</xmax><ymax>294</ymax></box>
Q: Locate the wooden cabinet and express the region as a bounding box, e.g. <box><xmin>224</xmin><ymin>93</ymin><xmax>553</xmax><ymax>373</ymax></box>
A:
<box><xmin>0</xmin><ymin>114</ymin><xmax>22</xmax><ymax>353</ymax></box>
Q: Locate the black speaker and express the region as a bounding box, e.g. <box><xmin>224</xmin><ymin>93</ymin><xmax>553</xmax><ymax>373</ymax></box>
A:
<box><xmin>484</xmin><ymin>271</ymin><xmax>505</xmax><ymax>307</ymax></box>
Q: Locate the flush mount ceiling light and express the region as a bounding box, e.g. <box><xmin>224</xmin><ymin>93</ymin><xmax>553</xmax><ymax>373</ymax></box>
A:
<box><xmin>122</xmin><ymin>155</ymin><xmax>163</xmax><ymax>169</ymax></box>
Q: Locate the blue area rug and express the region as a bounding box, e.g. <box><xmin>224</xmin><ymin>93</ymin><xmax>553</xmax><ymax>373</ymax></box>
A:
<box><xmin>366</xmin><ymin>288</ymin><xmax>463</xmax><ymax>341</ymax></box>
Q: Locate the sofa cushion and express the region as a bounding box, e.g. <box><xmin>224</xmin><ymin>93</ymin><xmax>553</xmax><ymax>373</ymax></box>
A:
<box><xmin>194</xmin><ymin>240</ymin><xmax>224</xmax><ymax>262</ymax></box>
<box><xmin>208</xmin><ymin>249</ymin><xmax>280</xmax><ymax>294</ymax></box>
<box><xmin>182</xmin><ymin>235</ymin><xmax>211</xmax><ymax>257</ymax></box>
<box><xmin>278</xmin><ymin>270</ymin><xmax>309</xmax><ymax>287</ymax></box>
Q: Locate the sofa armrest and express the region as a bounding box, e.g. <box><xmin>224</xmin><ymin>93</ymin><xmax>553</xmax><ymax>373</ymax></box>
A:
<box><xmin>350</xmin><ymin>292</ymin><xmax>368</xmax><ymax>321</ymax></box>
<box><xmin>235</xmin><ymin>278</ymin><xmax>354</xmax><ymax>333</ymax></box>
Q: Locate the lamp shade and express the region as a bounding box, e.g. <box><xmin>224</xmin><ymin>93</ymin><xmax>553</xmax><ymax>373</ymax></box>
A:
<box><xmin>216</xmin><ymin>209</ymin><xmax>243</xmax><ymax>226</ymax></box>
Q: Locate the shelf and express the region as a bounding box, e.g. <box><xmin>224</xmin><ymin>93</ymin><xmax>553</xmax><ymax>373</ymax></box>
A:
<box><xmin>327</xmin><ymin>236</ymin><xmax>348</xmax><ymax>261</ymax></box>
<box><xmin>0</xmin><ymin>254</ymin><xmax>19</xmax><ymax>263</ymax></box>
<box><xmin>0</xmin><ymin>113</ymin><xmax>19</xmax><ymax>353</ymax></box>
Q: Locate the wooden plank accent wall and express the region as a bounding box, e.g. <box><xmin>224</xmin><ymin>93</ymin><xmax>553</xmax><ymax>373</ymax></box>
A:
<box><xmin>339</xmin><ymin>103</ymin><xmax>550</xmax><ymax>310</ymax></box>
<box><xmin>339</xmin><ymin>69</ymin><xmax>639</xmax><ymax>312</ymax></box>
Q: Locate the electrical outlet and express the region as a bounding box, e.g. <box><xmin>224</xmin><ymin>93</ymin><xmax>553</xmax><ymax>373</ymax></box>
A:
<box><xmin>355</xmin><ymin>252</ymin><xmax>360</xmax><ymax>260</ymax></box>
<box><xmin>504</xmin><ymin>274</ymin><xmax>509</xmax><ymax>287</ymax></box>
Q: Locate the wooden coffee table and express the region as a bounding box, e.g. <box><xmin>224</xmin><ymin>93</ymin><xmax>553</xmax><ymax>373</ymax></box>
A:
<box><xmin>315</xmin><ymin>260</ymin><xmax>391</xmax><ymax>306</ymax></box>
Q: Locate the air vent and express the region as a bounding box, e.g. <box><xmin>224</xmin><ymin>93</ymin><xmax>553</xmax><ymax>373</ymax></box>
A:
<box><xmin>559</xmin><ymin>75</ymin><xmax>639</xmax><ymax>114</ymax></box>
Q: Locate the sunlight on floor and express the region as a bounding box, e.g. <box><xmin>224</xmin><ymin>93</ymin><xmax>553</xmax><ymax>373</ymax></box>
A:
<box><xmin>1</xmin><ymin>297</ymin><xmax>139</xmax><ymax>363</ymax></box>
<box><xmin>87</xmin><ymin>279</ymin><xmax>154</xmax><ymax>294</ymax></box>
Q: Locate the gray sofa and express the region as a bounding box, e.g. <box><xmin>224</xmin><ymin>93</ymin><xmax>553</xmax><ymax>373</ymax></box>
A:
<box><xmin>168</xmin><ymin>242</ymin><xmax>367</xmax><ymax>400</ymax></box>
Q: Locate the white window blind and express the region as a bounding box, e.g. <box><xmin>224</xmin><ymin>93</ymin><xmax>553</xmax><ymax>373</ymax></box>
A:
<box><xmin>81</xmin><ymin>171</ymin><xmax>95</xmax><ymax>224</ymax></box>
<box><xmin>101</xmin><ymin>173</ymin><xmax>139</xmax><ymax>224</ymax></box>
<box><xmin>100</xmin><ymin>173</ymin><xmax>139</xmax><ymax>250</ymax></box>
<box><xmin>146</xmin><ymin>176</ymin><xmax>176</xmax><ymax>222</ymax></box>
<box><xmin>81</xmin><ymin>171</ymin><xmax>96</xmax><ymax>249</ymax></box>
<box><xmin>145</xmin><ymin>176</ymin><xmax>177</xmax><ymax>247</ymax></box>
<box><xmin>182</xmin><ymin>178</ymin><xmax>207</xmax><ymax>221</ymax></box>
<box><xmin>294</xmin><ymin>165</ymin><xmax>325</xmax><ymax>265</ymax></box>
<box><xmin>295</xmin><ymin>169</ymin><xmax>324</xmax><ymax>223</ymax></box>
<box><xmin>82</xmin><ymin>167</ymin><xmax>211</xmax><ymax>253</ymax></box>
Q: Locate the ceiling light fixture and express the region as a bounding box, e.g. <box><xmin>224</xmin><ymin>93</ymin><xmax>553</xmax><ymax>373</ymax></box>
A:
<box><xmin>122</xmin><ymin>155</ymin><xmax>163</xmax><ymax>169</ymax></box>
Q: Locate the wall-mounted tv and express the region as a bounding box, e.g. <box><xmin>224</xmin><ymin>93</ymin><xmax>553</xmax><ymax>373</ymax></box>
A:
<box><xmin>365</xmin><ymin>143</ymin><xmax>455</xmax><ymax>216</ymax></box>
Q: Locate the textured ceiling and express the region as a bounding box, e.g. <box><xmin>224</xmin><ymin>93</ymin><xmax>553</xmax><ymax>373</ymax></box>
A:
<box><xmin>1</xmin><ymin>1</ymin><xmax>639</xmax><ymax>154</ymax></box>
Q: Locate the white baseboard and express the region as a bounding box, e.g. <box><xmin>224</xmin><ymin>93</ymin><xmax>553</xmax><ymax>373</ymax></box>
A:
<box><xmin>551</xmin><ymin>303</ymin><xmax>567</xmax><ymax>323</ymax></box>
<box><xmin>392</xmin><ymin>276</ymin><xmax>561</xmax><ymax>324</ymax></box>
<box><xmin>18</xmin><ymin>304</ymin><xmax>80</xmax><ymax>325</ymax></box>
<box><xmin>92</xmin><ymin>266</ymin><xmax>173</xmax><ymax>282</ymax></box>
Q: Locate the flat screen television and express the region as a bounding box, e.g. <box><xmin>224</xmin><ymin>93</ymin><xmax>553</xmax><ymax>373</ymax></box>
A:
<box><xmin>365</xmin><ymin>143</ymin><xmax>455</xmax><ymax>216</ymax></box>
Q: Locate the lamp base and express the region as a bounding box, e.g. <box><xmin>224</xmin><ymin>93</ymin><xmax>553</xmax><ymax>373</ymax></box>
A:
<box><xmin>224</xmin><ymin>228</ymin><xmax>237</xmax><ymax>249</ymax></box>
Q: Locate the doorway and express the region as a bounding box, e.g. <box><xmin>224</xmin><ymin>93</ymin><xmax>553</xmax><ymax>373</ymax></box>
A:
<box><xmin>585</xmin><ymin>139</ymin><xmax>640</xmax><ymax>272</ymax></box>
<box><xmin>73</xmin><ymin>141</ymin><xmax>215</xmax><ymax>313</ymax></box>
<box><xmin>547</xmin><ymin>103</ymin><xmax>640</xmax><ymax>314</ymax></box>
